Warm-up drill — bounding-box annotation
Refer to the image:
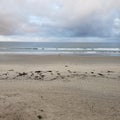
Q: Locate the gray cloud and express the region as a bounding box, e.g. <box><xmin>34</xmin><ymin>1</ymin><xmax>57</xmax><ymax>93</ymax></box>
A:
<box><xmin>0</xmin><ymin>0</ymin><xmax>120</xmax><ymax>37</ymax></box>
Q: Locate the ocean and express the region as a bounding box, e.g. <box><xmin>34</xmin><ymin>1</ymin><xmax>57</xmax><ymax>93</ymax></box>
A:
<box><xmin>0</xmin><ymin>42</ymin><xmax>120</xmax><ymax>56</ymax></box>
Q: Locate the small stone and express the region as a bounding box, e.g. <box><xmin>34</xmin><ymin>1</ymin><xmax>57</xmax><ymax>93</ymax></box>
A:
<box><xmin>37</xmin><ymin>115</ymin><xmax>42</xmax><ymax>119</ymax></box>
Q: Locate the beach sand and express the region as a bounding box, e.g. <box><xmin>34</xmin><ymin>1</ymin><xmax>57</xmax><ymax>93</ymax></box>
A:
<box><xmin>0</xmin><ymin>54</ymin><xmax>120</xmax><ymax>120</ymax></box>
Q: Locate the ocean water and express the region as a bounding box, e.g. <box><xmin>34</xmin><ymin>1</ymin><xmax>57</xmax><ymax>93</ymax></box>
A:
<box><xmin>0</xmin><ymin>42</ymin><xmax>120</xmax><ymax>56</ymax></box>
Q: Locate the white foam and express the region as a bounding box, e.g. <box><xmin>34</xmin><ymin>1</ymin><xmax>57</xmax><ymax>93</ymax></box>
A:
<box><xmin>94</xmin><ymin>48</ymin><xmax>120</xmax><ymax>51</ymax></box>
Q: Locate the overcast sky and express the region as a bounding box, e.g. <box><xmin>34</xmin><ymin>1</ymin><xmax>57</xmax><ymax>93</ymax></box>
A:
<box><xmin>0</xmin><ymin>0</ymin><xmax>120</xmax><ymax>38</ymax></box>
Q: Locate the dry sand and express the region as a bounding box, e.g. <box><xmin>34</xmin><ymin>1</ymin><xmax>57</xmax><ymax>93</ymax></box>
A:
<box><xmin>0</xmin><ymin>54</ymin><xmax>120</xmax><ymax>120</ymax></box>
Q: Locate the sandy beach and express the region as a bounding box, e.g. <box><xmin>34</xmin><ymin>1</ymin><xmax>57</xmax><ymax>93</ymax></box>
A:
<box><xmin>0</xmin><ymin>54</ymin><xmax>120</xmax><ymax>120</ymax></box>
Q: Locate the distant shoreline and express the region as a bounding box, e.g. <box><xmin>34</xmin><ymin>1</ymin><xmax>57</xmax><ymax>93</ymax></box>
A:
<box><xmin>0</xmin><ymin>52</ymin><xmax>120</xmax><ymax>56</ymax></box>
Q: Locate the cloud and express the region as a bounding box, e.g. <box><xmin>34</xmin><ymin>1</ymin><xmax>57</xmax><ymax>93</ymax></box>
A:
<box><xmin>0</xmin><ymin>0</ymin><xmax>120</xmax><ymax>37</ymax></box>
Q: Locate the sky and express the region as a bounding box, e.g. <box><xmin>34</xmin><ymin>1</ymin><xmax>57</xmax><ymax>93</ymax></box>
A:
<box><xmin>0</xmin><ymin>0</ymin><xmax>120</xmax><ymax>40</ymax></box>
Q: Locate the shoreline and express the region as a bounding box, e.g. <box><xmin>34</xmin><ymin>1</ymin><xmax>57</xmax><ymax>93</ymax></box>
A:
<box><xmin>0</xmin><ymin>54</ymin><xmax>120</xmax><ymax>65</ymax></box>
<box><xmin>0</xmin><ymin>52</ymin><xmax>120</xmax><ymax>57</ymax></box>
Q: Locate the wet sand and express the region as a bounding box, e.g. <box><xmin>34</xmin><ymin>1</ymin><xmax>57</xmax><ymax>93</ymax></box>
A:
<box><xmin>0</xmin><ymin>55</ymin><xmax>120</xmax><ymax>120</ymax></box>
